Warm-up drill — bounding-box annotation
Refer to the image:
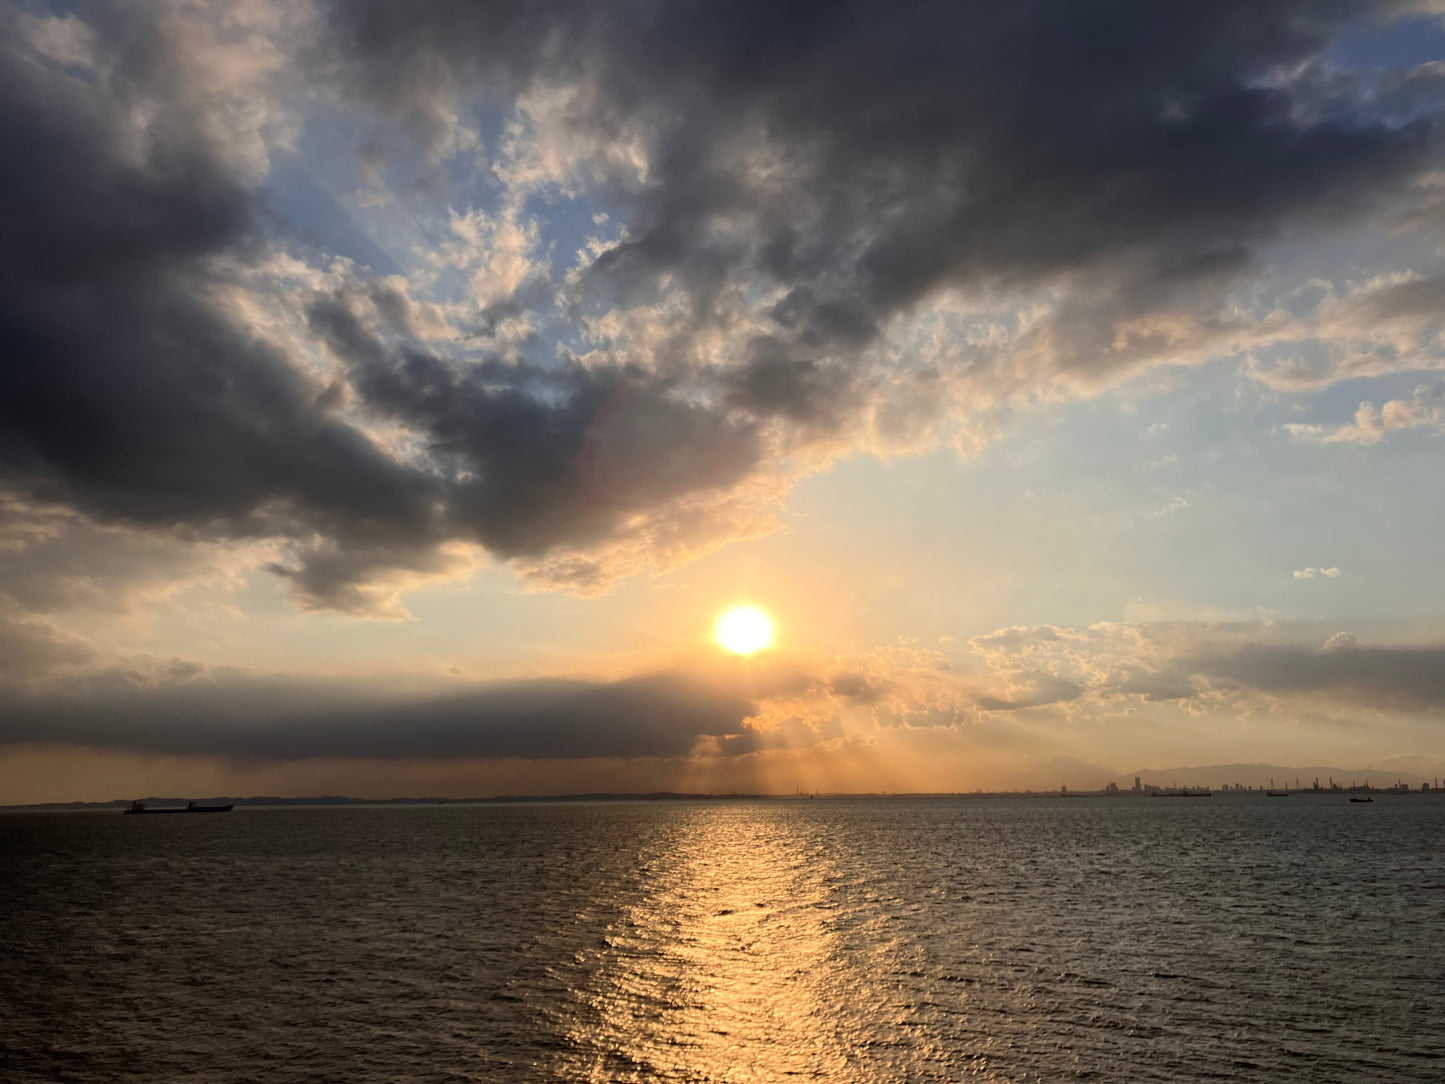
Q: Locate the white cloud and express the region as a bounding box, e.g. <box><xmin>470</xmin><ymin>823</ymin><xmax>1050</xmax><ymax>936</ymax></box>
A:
<box><xmin>1320</xmin><ymin>631</ymin><xmax>1359</xmax><ymax>652</ymax></box>
<box><xmin>427</xmin><ymin>207</ymin><xmax>543</xmax><ymax>312</ymax></box>
<box><xmin>1248</xmin><ymin>272</ymin><xmax>1445</xmax><ymax>392</ymax></box>
<box><xmin>18</xmin><ymin>12</ymin><xmax>96</xmax><ymax>69</ymax></box>
<box><xmin>1149</xmin><ymin>496</ymin><xmax>1190</xmax><ymax>517</ymax></box>
<box><xmin>1283</xmin><ymin>385</ymin><xmax>1445</xmax><ymax>446</ymax></box>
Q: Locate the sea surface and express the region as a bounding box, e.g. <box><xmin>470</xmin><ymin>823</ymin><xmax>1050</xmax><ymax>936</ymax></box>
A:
<box><xmin>2</xmin><ymin>796</ymin><xmax>1443</xmax><ymax>1082</ymax></box>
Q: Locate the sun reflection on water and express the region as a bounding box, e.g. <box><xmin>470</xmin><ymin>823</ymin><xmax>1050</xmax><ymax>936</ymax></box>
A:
<box><xmin>553</xmin><ymin>805</ymin><xmax>923</xmax><ymax>1081</ymax></box>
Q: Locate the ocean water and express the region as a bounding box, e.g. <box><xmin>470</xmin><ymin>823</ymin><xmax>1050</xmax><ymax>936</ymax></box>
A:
<box><xmin>2</xmin><ymin>797</ymin><xmax>1442</xmax><ymax>1082</ymax></box>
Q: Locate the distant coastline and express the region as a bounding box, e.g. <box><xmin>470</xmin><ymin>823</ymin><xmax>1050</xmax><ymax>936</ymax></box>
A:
<box><xmin>4</xmin><ymin>785</ymin><xmax>1442</xmax><ymax>813</ymax></box>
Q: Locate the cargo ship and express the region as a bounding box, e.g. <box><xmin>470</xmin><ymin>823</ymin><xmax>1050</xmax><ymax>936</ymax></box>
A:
<box><xmin>124</xmin><ymin>799</ymin><xmax>234</xmax><ymax>814</ymax></box>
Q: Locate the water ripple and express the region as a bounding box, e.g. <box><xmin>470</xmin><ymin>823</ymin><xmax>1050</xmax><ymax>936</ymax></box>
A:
<box><xmin>2</xmin><ymin>797</ymin><xmax>1442</xmax><ymax>1082</ymax></box>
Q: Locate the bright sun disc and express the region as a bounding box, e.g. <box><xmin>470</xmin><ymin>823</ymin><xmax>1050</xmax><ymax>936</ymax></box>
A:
<box><xmin>715</xmin><ymin>606</ymin><xmax>773</xmax><ymax>655</ymax></box>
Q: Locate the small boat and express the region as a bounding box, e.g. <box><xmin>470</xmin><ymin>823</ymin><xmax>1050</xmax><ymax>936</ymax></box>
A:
<box><xmin>1349</xmin><ymin>796</ymin><xmax>1373</xmax><ymax>804</ymax></box>
<box><xmin>124</xmin><ymin>800</ymin><xmax>234</xmax><ymax>814</ymax></box>
<box><xmin>1266</xmin><ymin>790</ymin><xmax>1289</xmax><ymax>797</ymax></box>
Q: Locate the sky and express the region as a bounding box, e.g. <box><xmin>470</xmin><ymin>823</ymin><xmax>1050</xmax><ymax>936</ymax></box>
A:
<box><xmin>3</xmin><ymin>0</ymin><xmax>1445</xmax><ymax>802</ymax></box>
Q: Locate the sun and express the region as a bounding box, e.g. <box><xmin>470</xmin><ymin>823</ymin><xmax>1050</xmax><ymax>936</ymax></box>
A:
<box><xmin>715</xmin><ymin>605</ymin><xmax>774</xmax><ymax>655</ymax></box>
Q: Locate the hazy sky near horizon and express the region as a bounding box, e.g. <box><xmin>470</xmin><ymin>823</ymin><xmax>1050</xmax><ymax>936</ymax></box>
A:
<box><xmin>4</xmin><ymin>0</ymin><xmax>1445</xmax><ymax>802</ymax></box>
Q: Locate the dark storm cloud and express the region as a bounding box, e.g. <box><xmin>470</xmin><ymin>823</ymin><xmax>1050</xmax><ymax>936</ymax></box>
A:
<box><xmin>0</xmin><ymin>13</ymin><xmax>440</xmax><ymax>573</ymax></box>
<box><xmin>0</xmin><ymin>667</ymin><xmax>777</xmax><ymax>760</ymax></box>
<box><xmin>330</xmin><ymin>0</ymin><xmax>1438</xmax><ymax>343</ymax></box>
<box><xmin>1</xmin><ymin>1</ymin><xmax>1442</xmax><ymax>611</ymax></box>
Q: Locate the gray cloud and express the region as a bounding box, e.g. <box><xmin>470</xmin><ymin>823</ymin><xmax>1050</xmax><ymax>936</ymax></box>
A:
<box><xmin>977</xmin><ymin>671</ymin><xmax>1086</xmax><ymax>712</ymax></box>
<box><xmin>968</xmin><ymin>621</ymin><xmax>1445</xmax><ymax>714</ymax></box>
<box><xmin>0</xmin><ymin>10</ymin><xmax>439</xmax><ymax>593</ymax></box>
<box><xmin>517</xmin><ymin>0</ymin><xmax>1439</xmax><ymax>362</ymax></box>
<box><xmin>1200</xmin><ymin>642</ymin><xmax>1445</xmax><ymax>709</ymax></box>
<box><xmin>0</xmin><ymin>606</ymin><xmax>95</xmax><ymax>680</ymax></box>
<box><xmin>308</xmin><ymin>295</ymin><xmax>764</xmax><ymax>558</ymax></box>
<box><xmin>0</xmin><ymin>665</ymin><xmax>804</xmax><ymax>760</ymax></box>
<box><xmin>0</xmin><ymin>494</ymin><xmax>246</xmax><ymax>613</ymax></box>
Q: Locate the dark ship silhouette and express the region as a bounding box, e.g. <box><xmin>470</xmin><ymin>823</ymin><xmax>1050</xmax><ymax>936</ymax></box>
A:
<box><xmin>124</xmin><ymin>799</ymin><xmax>234</xmax><ymax>814</ymax></box>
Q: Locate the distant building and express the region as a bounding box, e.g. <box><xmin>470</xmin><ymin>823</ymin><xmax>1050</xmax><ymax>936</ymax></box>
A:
<box><xmin>1133</xmin><ymin>776</ymin><xmax>1141</xmax><ymax>792</ymax></box>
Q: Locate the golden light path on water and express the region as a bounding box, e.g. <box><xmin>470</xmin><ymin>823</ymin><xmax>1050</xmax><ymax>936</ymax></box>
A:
<box><xmin>551</xmin><ymin>805</ymin><xmax>944</xmax><ymax>1082</ymax></box>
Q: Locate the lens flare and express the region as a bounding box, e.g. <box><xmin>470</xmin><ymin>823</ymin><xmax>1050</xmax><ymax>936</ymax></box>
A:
<box><xmin>715</xmin><ymin>606</ymin><xmax>774</xmax><ymax>655</ymax></box>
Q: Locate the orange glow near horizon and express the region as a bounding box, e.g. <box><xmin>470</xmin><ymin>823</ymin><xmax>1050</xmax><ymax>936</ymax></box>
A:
<box><xmin>714</xmin><ymin>606</ymin><xmax>774</xmax><ymax>655</ymax></box>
